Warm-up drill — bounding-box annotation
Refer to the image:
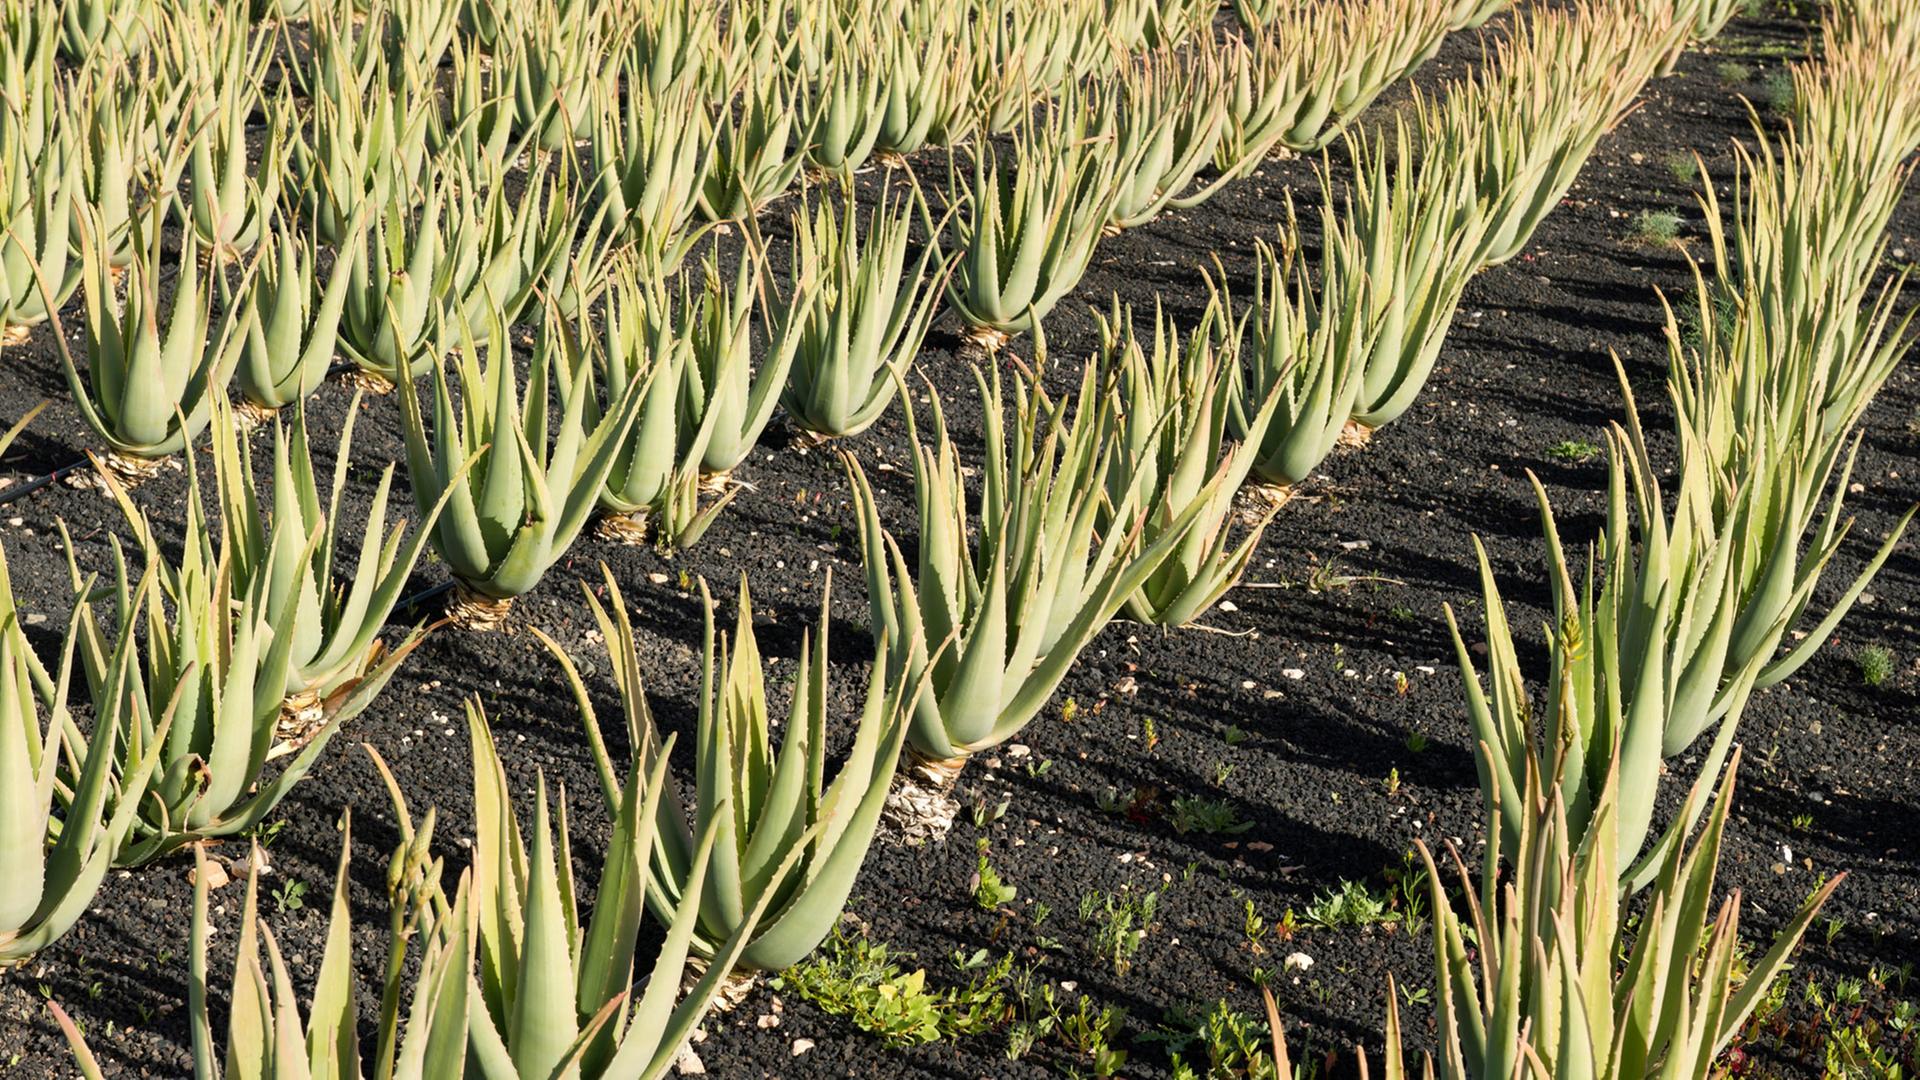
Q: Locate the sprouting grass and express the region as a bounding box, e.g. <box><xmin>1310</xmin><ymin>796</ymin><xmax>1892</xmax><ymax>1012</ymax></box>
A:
<box><xmin>1856</xmin><ymin>644</ymin><xmax>1895</xmax><ymax>687</ymax></box>
<box><xmin>1632</xmin><ymin>209</ymin><xmax>1684</xmax><ymax>247</ymax></box>
<box><xmin>1763</xmin><ymin>71</ymin><xmax>1797</xmax><ymax>114</ymax></box>
<box><xmin>1301</xmin><ymin>878</ymin><xmax>1396</xmax><ymax>929</ymax></box>
<box><xmin>775</xmin><ymin>925</ymin><xmax>1012</xmax><ymax>1047</ymax></box>
<box><xmin>1080</xmin><ymin>886</ymin><xmax>1160</xmax><ymax>977</ymax></box>
<box><xmin>1715</xmin><ymin>61</ymin><xmax>1753</xmax><ymax>84</ymax></box>
<box><xmin>1548</xmin><ymin>438</ymin><xmax>1602</xmax><ymax>463</ymax></box>
<box><xmin>1167</xmin><ymin>795</ymin><xmax>1252</xmax><ymax>835</ymax></box>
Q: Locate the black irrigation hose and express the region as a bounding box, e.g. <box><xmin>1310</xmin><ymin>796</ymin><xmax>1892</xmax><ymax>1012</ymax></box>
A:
<box><xmin>0</xmin><ymin>458</ymin><xmax>92</xmax><ymax>507</ymax></box>
<box><xmin>392</xmin><ymin>579</ymin><xmax>454</xmax><ymax>617</ymax></box>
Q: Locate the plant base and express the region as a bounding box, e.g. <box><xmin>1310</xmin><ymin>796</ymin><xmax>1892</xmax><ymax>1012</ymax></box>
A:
<box><xmin>781</xmin><ymin>423</ymin><xmax>836</xmax><ymax>451</ymax></box>
<box><xmin>683</xmin><ymin>955</ymin><xmax>762</xmax><ymax>1014</ymax></box>
<box><xmin>272</xmin><ymin>690</ymin><xmax>328</xmax><ymax>754</ymax></box>
<box><xmin>67</xmin><ymin>451</ymin><xmax>172</xmax><ymax>492</ymax></box>
<box><xmin>958</xmin><ymin>325</ymin><xmax>1010</xmax><ymax>360</ymax></box>
<box><xmin>446</xmin><ymin>582</ymin><xmax>514</xmax><ymax>632</ymax></box>
<box><xmin>1235</xmin><ymin>481</ymin><xmax>1295</xmax><ymax>524</ymax></box>
<box><xmin>341</xmin><ymin>368</ymin><xmax>397</xmax><ymax>396</ymax></box>
<box><xmin>594</xmin><ymin>510</ymin><xmax>652</xmax><ymax>546</ymax></box>
<box><xmin>1336</xmin><ymin>419</ymin><xmax>1374</xmax><ymax>450</ymax></box>
<box><xmin>1</xmin><ymin>323</ymin><xmax>30</xmax><ymax>346</ymax></box>
<box><xmin>875</xmin><ymin>150</ymin><xmax>908</xmax><ymax>169</ymax></box>
<box><xmin>880</xmin><ymin>753</ymin><xmax>966</xmax><ymax>845</ymax></box>
<box><xmin>233</xmin><ymin>399</ymin><xmax>278</xmax><ymax>433</ymax></box>
<box><xmin>1100</xmin><ymin>221</ymin><xmax>1125</xmax><ymax>238</ymax></box>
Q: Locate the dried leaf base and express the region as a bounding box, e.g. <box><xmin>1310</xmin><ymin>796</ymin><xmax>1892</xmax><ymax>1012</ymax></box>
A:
<box><xmin>1336</xmin><ymin>418</ymin><xmax>1374</xmax><ymax>450</ymax></box>
<box><xmin>957</xmin><ymin>325</ymin><xmax>1011</xmax><ymax>363</ymax></box>
<box><xmin>683</xmin><ymin>955</ymin><xmax>762</xmax><ymax>1015</ymax></box>
<box><xmin>233</xmin><ymin>398</ymin><xmax>279</xmax><ymax>434</ymax></box>
<box><xmin>446</xmin><ymin>582</ymin><xmax>514</xmax><ymax>632</ymax></box>
<box><xmin>1235</xmin><ymin>481</ymin><xmax>1296</xmax><ymax>524</ymax></box>
<box><xmin>67</xmin><ymin>451</ymin><xmax>172</xmax><ymax>492</ymax></box>
<box><xmin>341</xmin><ymin>368</ymin><xmax>397</xmax><ymax>396</ymax></box>
<box><xmin>1</xmin><ymin>324</ymin><xmax>30</xmax><ymax>346</ymax></box>
<box><xmin>880</xmin><ymin>753</ymin><xmax>967</xmax><ymax>846</ymax></box>
<box><xmin>875</xmin><ymin>150</ymin><xmax>909</xmax><ymax>169</ymax></box>
<box><xmin>271</xmin><ymin>690</ymin><xmax>327</xmax><ymax>757</ymax></box>
<box><xmin>594</xmin><ymin>510</ymin><xmax>653</xmax><ymax>546</ymax></box>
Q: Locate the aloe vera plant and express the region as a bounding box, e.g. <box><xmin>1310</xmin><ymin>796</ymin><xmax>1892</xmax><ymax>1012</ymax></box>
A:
<box><xmin>846</xmin><ymin>359</ymin><xmax>1211</xmax><ymax>784</ymax></box>
<box><xmin>1456</xmin><ymin>369</ymin><xmax>1910</xmax><ymax>888</ymax></box>
<box><xmin>290</xmin><ymin>42</ymin><xmax>434</xmax><ymax>248</ymax></box>
<box><xmin>1100</xmin><ymin>51</ymin><xmax>1231</xmax><ymax>227</ymax></box>
<box><xmin>206</xmin><ymin>396</ymin><xmax>449</xmax><ymax>738</ymax></box>
<box><xmin>626</xmin><ymin>0</ymin><xmax>720</xmax><ymax>98</ymax></box>
<box><xmin>58</xmin><ymin>0</ymin><xmax>158</xmax><ymax>60</ymax></box>
<box><xmin>800</xmin><ymin>40</ymin><xmax>887</xmax><ymax>181</ymax></box>
<box><xmin>1336</xmin><ymin>116</ymin><xmax>1490</xmax><ymax>433</ymax></box>
<box><xmin>545</xmin><ymin>568</ymin><xmax>919</xmax><ymax>973</ymax></box>
<box><xmin>59</xmin><ymin>831</ymin><xmax>373</xmax><ymax>1078</ymax></box>
<box><xmin>582</xmin><ymin>253</ymin><xmax>808</xmax><ymax>548</ymax></box>
<box><xmin>1212</xmin><ymin>0</ymin><xmax>1452</xmax><ymax>180</ymax></box>
<box><xmin>1</xmin><ymin>542</ymin><xmax>171</xmax><ymax>967</ymax></box>
<box><xmin>1363</xmin><ymin>755</ymin><xmax>1838</xmax><ymax>1079</ymax></box>
<box><xmin>178</xmin><ymin>12</ymin><xmax>282</xmax><ymax>255</ymax></box>
<box><xmin>56</xmin><ymin>206</ymin><xmax>245</xmax><ymax>475</ymax></box>
<box><xmin>702</xmin><ymin>71</ymin><xmax>815</xmax><ymax>222</ymax></box>
<box><xmin>61</xmin><ymin>462</ymin><xmax>338</xmax><ymax>865</ymax></box>
<box><xmin>1219</xmin><ymin>215</ymin><xmax>1371</xmax><ymax>490</ymax></box>
<box><xmin>339</xmin><ymin>157</ymin><xmax>574</xmax><ymax>387</ymax></box>
<box><xmin>495</xmin><ymin>1</ymin><xmax>616</xmax><ymax>151</ymax></box>
<box><xmin>1</xmin><ymin>93</ymin><xmax>81</xmax><ymax>333</ymax></box>
<box><xmin>455</xmin><ymin>699</ymin><xmax>792</xmax><ymax>1079</ymax></box>
<box><xmin>433</xmin><ymin>36</ymin><xmax>517</xmax><ymax>179</ymax></box>
<box><xmin>1100</xmin><ymin>297</ymin><xmax>1282</xmax><ymax>626</ymax></box>
<box><xmin>398</xmin><ymin>304</ymin><xmax>646</xmax><ymax>627</ymax></box>
<box><xmin>873</xmin><ymin>8</ymin><xmax>972</xmax><ymax>157</ymax></box>
<box><xmin>590</xmin><ymin>75</ymin><xmax>714</xmax><ymax>274</ymax></box>
<box><xmin>1460</xmin><ymin>0</ymin><xmax>1680</xmax><ymax>267</ymax></box>
<box><xmin>70</xmin><ymin>62</ymin><xmax>190</xmax><ymax>268</ymax></box>
<box><xmin>780</xmin><ymin>182</ymin><xmax>947</xmax><ymax>439</ymax></box>
<box><xmin>939</xmin><ymin>106</ymin><xmax>1120</xmax><ymax>343</ymax></box>
<box><xmin>230</xmin><ymin>214</ymin><xmax>362</xmax><ymax>412</ymax></box>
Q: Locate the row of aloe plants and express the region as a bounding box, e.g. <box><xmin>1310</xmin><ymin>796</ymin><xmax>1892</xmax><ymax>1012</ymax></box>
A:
<box><xmin>1263</xmin><ymin>0</ymin><xmax>1920</xmax><ymax>1074</ymax></box>
<box><xmin>6</xmin><ymin>0</ymin><xmax>1904</xmax><ymax>1078</ymax></box>
<box><xmin>0</xmin><ymin>0</ymin><xmax>1776</xmax><ymax>964</ymax></box>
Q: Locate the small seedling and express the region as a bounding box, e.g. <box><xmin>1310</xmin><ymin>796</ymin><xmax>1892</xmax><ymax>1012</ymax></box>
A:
<box><xmin>1221</xmin><ymin>724</ymin><xmax>1248</xmax><ymax>746</ymax></box>
<box><xmin>1142</xmin><ymin>715</ymin><xmax>1160</xmax><ymax>752</ymax></box>
<box><xmin>1404</xmin><ymin>729</ymin><xmax>1430</xmax><ymax>754</ymax></box>
<box><xmin>272</xmin><ymin>878</ymin><xmax>308</xmax><ymax>915</ymax></box>
<box><xmin>1664</xmin><ymin>153</ymin><xmax>1699</xmax><ymax>183</ymax></box>
<box><xmin>1302</xmin><ymin>879</ymin><xmax>1395</xmax><ymax>929</ymax></box>
<box><xmin>973</xmin><ymin>841</ymin><xmax>1018</xmax><ymax>910</ymax></box>
<box><xmin>1024</xmin><ymin>757</ymin><xmax>1053</xmax><ymax>779</ymax></box>
<box><xmin>1791</xmin><ymin>812</ymin><xmax>1814</xmax><ymax>832</ymax></box>
<box><xmin>1762</xmin><ymin>71</ymin><xmax>1796</xmax><ymax>113</ymax></box>
<box><xmin>775</xmin><ymin>925</ymin><xmax>1012</xmax><ymax>1047</ymax></box>
<box><xmin>1715</xmin><ymin>60</ymin><xmax>1753</xmax><ymax>83</ymax></box>
<box><xmin>1548</xmin><ymin>438</ymin><xmax>1602</xmax><ymax>463</ymax></box>
<box><xmin>1856</xmin><ymin>644</ymin><xmax>1895</xmax><ymax>687</ymax></box>
<box><xmin>1632</xmin><ymin>209</ymin><xmax>1683</xmax><ymax>247</ymax></box>
<box><xmin>1080</xmin><ymin>886</ymin><xmax>1160</xmax><ymax>977</ymax></box>
<box><xmin>1242</xmin><ymin>899</ymin><xmax>1268</xmax><ymax>954</ymax></box>
<box><xmin>1168</xmin><ymin>795</ymin><xmax>1251</xmax><ymax>835</ymax></box>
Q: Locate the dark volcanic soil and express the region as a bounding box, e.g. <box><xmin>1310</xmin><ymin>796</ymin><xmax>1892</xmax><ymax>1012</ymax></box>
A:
<box><xmin>3</xmin><ymin>6</ymin><xmax>1917</xmax><ymax>1078</ymax></box>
